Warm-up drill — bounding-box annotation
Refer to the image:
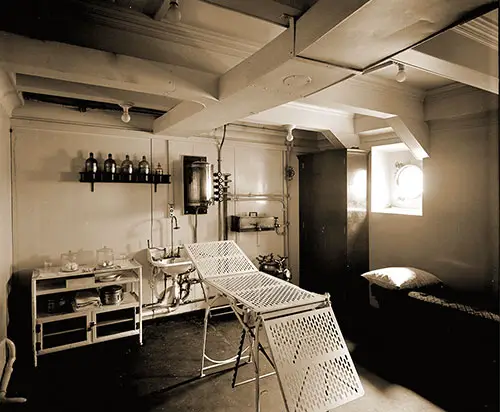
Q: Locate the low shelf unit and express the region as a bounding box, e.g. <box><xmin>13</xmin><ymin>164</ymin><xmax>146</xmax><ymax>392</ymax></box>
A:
<box><xmin>31</xmin><ymin>259</ymin><xmax>143</xmax><ymax>366</ymax></box>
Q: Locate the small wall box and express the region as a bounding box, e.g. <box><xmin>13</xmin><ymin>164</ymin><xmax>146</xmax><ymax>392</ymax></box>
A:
<box><xmin>230</xmin><ymin>213</ymin><xmax>278</xmax><ymax>232</ymax></box>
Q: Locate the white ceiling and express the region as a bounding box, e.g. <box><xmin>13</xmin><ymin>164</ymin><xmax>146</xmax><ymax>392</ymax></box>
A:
<box><xmin>175</xmin><ymin>0</ymin><xmax>285</xmax><ymax>45</ymax></box>
<box><xmin>0</xmin><ymin>0</ymin><xmax>498</xmax><ymax>142</ymax></box>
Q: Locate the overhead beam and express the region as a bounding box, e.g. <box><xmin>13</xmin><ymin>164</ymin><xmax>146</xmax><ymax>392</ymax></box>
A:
<box><xmin>0</xmin><ymin>69</ymin><xmax>23</xmax><ymax>116</ymax></box>
<box><xmin>394</xmin><ymin>46</ymin><xmax>498</xmax><ymax>94</ymax></box>
<box><xmin>0</xmin><ymin>31</ymin><xmax>218</xmax><ymax>103</ymax></box>
<box><xmin>243</xmin><ymin>102</ymin><xmax>354</xmax><ymax>133</ymax></box>
<box><xmin>386</xmin><ymin>116</ymin><xmax>430</xmax><ymax>159</ymax></box>
<box><xmin>155</xmin><ymin>0</ymin><xmax>495</xmax><ymax>135</ymax></box>
<box><xmin>16</xmin><ymin>75</ymin><xmax>179</xmax><ymax>112</ymax></box>
<box><xmin>301</xmin><ymin>75</ymin><xmax>425</xmax><ymax>120</ymax></box>
<box><xmin>320</xmin><ymin>130</ymin><xmax>360</xmax><ymax>149</ymax></box>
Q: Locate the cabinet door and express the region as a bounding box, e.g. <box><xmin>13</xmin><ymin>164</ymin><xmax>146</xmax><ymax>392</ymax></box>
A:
<box><xmin>39</xmin><ymin>313</ymin><xmax>91</xmax><ymax>353</ymax></box>
<box><xmin>299</xmin><ymin>150</ymin><xmax>347</xmax><ymax>295</ymax></box>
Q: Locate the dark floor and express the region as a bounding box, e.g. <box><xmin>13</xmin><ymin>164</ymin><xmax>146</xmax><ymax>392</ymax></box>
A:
<box><xmin>2</xmin><ymin>311</ymin><xmax>497</xmax><ymax>412</ymax></box>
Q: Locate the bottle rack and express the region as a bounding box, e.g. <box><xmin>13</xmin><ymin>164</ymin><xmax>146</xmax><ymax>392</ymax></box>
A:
<box><xmin>79</xmin><ymin>172</ymin><xmax>171</xmax><ymax>192</ymax></box>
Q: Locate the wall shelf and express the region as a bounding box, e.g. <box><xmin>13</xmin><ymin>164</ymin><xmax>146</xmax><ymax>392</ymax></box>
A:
<box><xmin>79</xmin><ymin>172</ymin><xmax>171</xmax><ymax>192</ymax></box>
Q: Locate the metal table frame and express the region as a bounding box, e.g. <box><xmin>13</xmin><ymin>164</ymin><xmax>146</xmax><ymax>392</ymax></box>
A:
<box><xmin>185</xmin><ymin>241</ymin><xmax>364</xmax><ymax>412</ymax></box>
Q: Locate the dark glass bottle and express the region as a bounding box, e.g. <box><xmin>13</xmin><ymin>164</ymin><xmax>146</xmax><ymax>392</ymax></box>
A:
<box><xmin>85</xmin><ymin>152</ymin><xmax>98</xmax><ymax>174</ymax></box>
<box><xmin>104</xmin><ymin>153</ymin><xmax>116</xmax><ymax>173</ymax></box>
<box><xmin>138</xmin><ymin>156</ymin><xmax>150</xmax><ymax>181</ymax></box>
<box><xmin>104</xmin><ymin>153</ymin><xmax>116</xmax><ymax>181</ymax></box>
<box><xmin>121</xmin><ymin>155</ymin><xmax>134</xmax><ymax>181</ymax></box>
<box><xmin>138</xmin><ymin>156</ymin><xmax>150</xmax><ymax>174</ymax></box>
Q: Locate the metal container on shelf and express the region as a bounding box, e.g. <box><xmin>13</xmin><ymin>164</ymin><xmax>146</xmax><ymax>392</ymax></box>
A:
<box><xmin>96</xmin><ymin>246</ymin><xmax>115</xmax><ymax>269</ymax></box>
<box><xmin>61</xmin><ymin>250</ymin><xmax>79</xmax><ymax>272</ymax></box>
<box><xmin>100</xmin><ymin>285</ymin><xmax>123</xmax><ymax>305</ymax></box>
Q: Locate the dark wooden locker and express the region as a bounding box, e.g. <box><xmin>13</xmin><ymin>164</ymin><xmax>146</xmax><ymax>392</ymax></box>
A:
<box><xmin>298</xmin><ymin>149</ymin><xmax>369</xmax><ymax>324</ymax></box>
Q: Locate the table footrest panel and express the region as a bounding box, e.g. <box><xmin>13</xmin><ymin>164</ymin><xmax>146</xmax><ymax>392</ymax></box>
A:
<box><xmin>263</xmin><ymin>307</ymin><xmax>364</xmax><ymax>412</ymax></box>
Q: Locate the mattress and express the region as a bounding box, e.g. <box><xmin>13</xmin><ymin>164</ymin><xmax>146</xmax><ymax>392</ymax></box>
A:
<box><xmin>408</xmin><ymin>290</ymin><xmax>500</xmax><ymax>323</ymax></box>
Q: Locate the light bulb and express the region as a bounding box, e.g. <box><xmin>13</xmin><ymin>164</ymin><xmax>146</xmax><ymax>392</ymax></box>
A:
<box><xmin>120</xmin><ymin>105</ymin><xmax>131</xmax><ymax>123</ymax></box>
<box><xmin>166</xmin><ymin>0</ymin><xmax>181</xmax><ymax>23</ymax></box>
<box><xmin>396</xmin><ymin>64</ymin><xmax>406</xmax><ymax>83</ymax></box>
<box><xmin>121</xmin><ymin>111</ymin><xmax>131</xmax><ymax>123</ymax></box>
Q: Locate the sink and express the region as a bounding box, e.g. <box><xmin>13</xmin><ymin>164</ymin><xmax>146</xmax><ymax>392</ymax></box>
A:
<box><xmin>147</xmin><ymin>247</ymin><xmax>194</xmax><ymax>276</ymax></box>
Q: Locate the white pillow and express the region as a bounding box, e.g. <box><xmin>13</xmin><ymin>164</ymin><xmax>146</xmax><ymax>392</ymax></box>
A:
<box><xmin>361</xmin><ymin>267</ymin><xmax>441</xmax><ymax>290</ymax></box>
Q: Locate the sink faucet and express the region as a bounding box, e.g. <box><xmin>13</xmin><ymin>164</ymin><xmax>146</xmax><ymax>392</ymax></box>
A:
<box><xmin>169</xmin><ymin>206</ymin><xmax>180</xmax><ymax>258</ymax></box>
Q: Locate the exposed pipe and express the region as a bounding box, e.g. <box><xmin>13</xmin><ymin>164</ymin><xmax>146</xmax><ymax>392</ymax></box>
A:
<box><xmin>0</xmin><ymin>339</ymin><xmax>27</xmax><ymax>404</ymax></box>
<box><xmin>216</xmin><ymin>125</ymin><xmax>227</xmax><ymax>241</ymax></box>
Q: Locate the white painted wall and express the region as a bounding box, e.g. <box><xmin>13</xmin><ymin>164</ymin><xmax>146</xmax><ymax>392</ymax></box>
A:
<box><xmin>10</xmin><ymin>102</ymin><xmax>301</xmax><ymax>319</ymax></box>
<box><xmin>0</xmin><ymin>106</ymin><xmax>12</xmax><ymax>374</ymax></box>
<box><xmin>369</xmin><ymin>113</ymin><xmax>499</xmax><ymax>292</ymax></box>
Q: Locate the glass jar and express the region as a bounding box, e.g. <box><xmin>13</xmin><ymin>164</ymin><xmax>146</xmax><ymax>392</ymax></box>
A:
<box><xmin>96</xmin><ymin>246</ymin><xmax>114</xmax><ymax>269</ymax></box>
<box><xmin>61</xmin><ymin>250</ymin><xmax>79</xmax><ymax>272</ymax></box>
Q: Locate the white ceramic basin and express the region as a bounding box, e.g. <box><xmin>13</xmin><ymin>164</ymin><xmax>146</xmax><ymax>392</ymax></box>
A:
<box><xmin>147</xmin><ymin>247</ymin><xmax>194</xmax><ymax>276</ymax></box>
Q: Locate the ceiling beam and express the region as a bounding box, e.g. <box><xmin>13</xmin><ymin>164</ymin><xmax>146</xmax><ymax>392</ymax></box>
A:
<box><xmin>301</xmin><ymin>76</ymin><xmax>425</xmax><ymax>120</ymax></box>
<box><xmin>243</xmin><ymin>102</ymin><xmax>354</xmax><ymax>133</ymax></box>
<box><xmin>394</xmin><ymin>29</ymin><xmax>498</xmax><ymax>94</ymax></box>
<box><xmin>0</xmin><ymin>31</ymin><xmax>219</xmax><ymax>103</ymax></box>
<box><xmin>0</xmin><ymin>69</ymin><xmax>23</xmax><ymax>116</ymax></box>
<box><xmin>386</xmin><ymin>116</ymin><xmax>430</xmax><ymax>159</ymax></box>
<box><xmin>16</xmin><ymin>75</ymin><xmax>179</xmax><ymax>112</ymax></box>
<box><xmin>154</xmin><ymin>0</ymin><xmax>495</xmax><ymax>136</ymax></box>
<box><xmin>320</xmin><ymin>130</ymin><xmax>360</xmax><ymax>149</ymax></box>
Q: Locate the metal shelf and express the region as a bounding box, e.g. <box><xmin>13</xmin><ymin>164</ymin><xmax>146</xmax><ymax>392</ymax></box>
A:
<box><xmin>79</xmin><ymin>171</ymin><xmax>171</xmax><ymax>192</ymax></box>
<box><xmin>36</xmin><ymin>272</ymin><xmax>139</xmax><ymax>296</ymax></box>
<box><xmin>37</xmin><ymin>292</ymin><xmax>139</xmax><ymax>321</ymax></box>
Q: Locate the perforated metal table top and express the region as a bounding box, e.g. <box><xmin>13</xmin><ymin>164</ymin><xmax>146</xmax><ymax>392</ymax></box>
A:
<box><xmin>205</xmin><ymin>271</ymin><xmax>325</xmax><ymax>314</ymax></box>
<box><xmin>185</xmin><ymin>240</ymin><xmax>257</xmax><ymax>279</ymax></box>
<box><xmin>264</xmin><ymin>307</ymin><xmax>364</xmax><ymax>411</ymax></box>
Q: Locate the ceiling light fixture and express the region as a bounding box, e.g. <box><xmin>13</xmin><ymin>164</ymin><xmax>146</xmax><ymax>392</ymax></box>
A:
<box><xmin>395</xmin><ymin>63</ymin><xmax>407</xmax><ymax>83</ymax></box>
<box><xmin>166</xmin><ymin>0</ymin><xmax>181</xmax><ymax>23</ymax></box>
<box><xmin>119</xmin><ymin>103</ymin><xmax>133</xmax><ymax>123</ymax></box>
<box><xmin>285</xmin><ymin>124</ymin><xmax>296</xmax><ymax>142</ymax></box>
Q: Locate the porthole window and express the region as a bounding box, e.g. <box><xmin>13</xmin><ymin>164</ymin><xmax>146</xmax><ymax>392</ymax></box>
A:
<box><xmin>395</xmin><ymin>164</ymin><xmax>423</xmax><ymax>200</ymax></box>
